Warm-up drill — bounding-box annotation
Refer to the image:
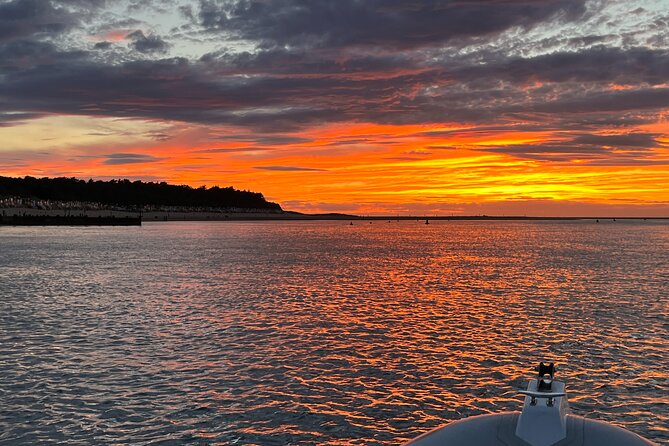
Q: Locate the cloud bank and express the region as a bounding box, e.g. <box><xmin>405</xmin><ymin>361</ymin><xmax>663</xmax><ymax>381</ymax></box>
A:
<box><xmin>1</xmin><ymin>0</ymin><xmax>668</xmax><ymax>214</ymax></box>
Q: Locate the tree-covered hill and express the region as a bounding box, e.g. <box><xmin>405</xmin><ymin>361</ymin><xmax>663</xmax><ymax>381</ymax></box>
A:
<box><xmin>0</xmin><ymin>176</ymin><xmax>282</xmax><ymax>211</ymax></box>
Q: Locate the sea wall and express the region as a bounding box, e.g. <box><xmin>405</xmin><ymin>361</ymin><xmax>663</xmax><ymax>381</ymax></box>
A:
<box><xmin>0</xmin><ymin>207</ymin><xmax>140</xmax><ymax>218</ymax></box>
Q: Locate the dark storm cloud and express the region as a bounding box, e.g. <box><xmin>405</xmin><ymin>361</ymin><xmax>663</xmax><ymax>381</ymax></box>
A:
<box><xmin>1</xmin><ymin>0</ymin><xmax>668</xmax><ymax>141</ymax></box>
<box><xmin>0</xmin><ymin>0</ymin><xmax>106</xmax><ymax>42</ymax></box>
<box><xmin>126</xmin><ymin>30</ymin><xmax>169</xmax><ymax>53</ymax></box>
<box><xmin>2</xmin><ymin>52</ymin><xmax>413</xmax><ymax>126</ymax></box>
<box><xmin>201</xmin><ymin>47</ymin><xmax>416</xmax><ymax>77</ymax></box>
<box><xmin>478</xmin><ymin>132</ymin><xmax>667</xmax><ymax>164</ymax></box>
<box><xmin>0</xmin><ymin>57</ymin><xmax>244</xmax><ymax>122</ymax></box>
<box><xmin>0</xmin><ymin>40</ymin><xmax>86</xmax><ymax>71</ymax></box>
<box><xmin>571</xmin><ymin>133</ymin><xmax>665</xmax><ymax>148</ymax></box>
<box><xmin>196</xmin><ymin>0</ymin><xmax>587</xmax><ymax>49</ymax></box>
<box><xmin>94</xmin><ymin>41</ymin><xmax>112</xmax><ymax>50</ymax></box>
<box><xmin>3</xmin><ymin>47</ymin><xmax>669</xmax><ymax>131</ymax></box>
<box><xmin>0</xmin><ymin>0</ymin><xmax>73</xmax><ymax>41</ymax></box>
<box><xmin>449</xmin><ymin>47</ymin><xmax>669</xmax><ymax>86</ymax></box>
<box><xmin>202</xmin><ymin>46</ymin><xmax>669</xmax><ymax>99</ymax></box>
<box><xmin>544</xmin><ymin>113</ymin><xmax>656</xmax><ymax>131</ymax></box>
<box><xmin>528</xmin><ymin>87</ymin><xmax>669</xmax><ymax>114</ymax></box>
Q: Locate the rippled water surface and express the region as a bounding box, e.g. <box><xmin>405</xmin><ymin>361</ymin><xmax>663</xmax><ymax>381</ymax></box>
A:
<box><xmin>1</xmin><ymin>220</ymin><xmax>668</xmax><ymax>445</ymax></box>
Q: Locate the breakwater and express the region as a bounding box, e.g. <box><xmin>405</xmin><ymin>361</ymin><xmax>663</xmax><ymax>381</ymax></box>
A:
<box><xmin>0</xmin><ymin>214</ymin><xmax>141</xmax><ymax>226</ymax></box>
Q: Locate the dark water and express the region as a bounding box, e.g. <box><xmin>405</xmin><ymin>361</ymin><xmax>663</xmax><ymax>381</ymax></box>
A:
<box><xmin>1</xmin><ymin>220</ymin><xmax>668</xmax><ymax>445</ymax></box>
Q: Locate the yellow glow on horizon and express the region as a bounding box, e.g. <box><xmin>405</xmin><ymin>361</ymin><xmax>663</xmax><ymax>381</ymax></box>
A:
<box><xmin>2</xmin><ymin>119</ymin><xmax>669</xmax><ymax>215</ymax></box>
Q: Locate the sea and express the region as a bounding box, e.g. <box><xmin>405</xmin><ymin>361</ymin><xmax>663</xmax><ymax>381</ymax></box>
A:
<box><xmin>1</xmin><ymin>220</ymin><xmax>667</xmax><ymax>445</ymax></box>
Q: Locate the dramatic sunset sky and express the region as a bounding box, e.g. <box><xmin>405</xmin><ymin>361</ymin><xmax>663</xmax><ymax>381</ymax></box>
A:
<box><xmin>1</xmin><ymin>0</ymin><xmax>669</xmax><ymax>215</ymax></box>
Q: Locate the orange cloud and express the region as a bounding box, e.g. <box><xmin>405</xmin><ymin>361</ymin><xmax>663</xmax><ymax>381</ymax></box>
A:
<box><xmin>3</xmin><ymin>119</ymin><xmax>669</xmax><ymax>216</ymax></box>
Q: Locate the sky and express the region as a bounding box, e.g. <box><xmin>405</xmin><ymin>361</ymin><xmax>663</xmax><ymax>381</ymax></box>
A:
<box><xmin>1</xmin><ymin>0</ymin><xmax>669</xmax><ymax>216</ymax></box>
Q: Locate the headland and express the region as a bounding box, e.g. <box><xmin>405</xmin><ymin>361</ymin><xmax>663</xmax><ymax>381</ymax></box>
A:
<box><xmin>1</xmin><ymin>176</ymin><xmax>666</xmax><ymax>225</ymax></box>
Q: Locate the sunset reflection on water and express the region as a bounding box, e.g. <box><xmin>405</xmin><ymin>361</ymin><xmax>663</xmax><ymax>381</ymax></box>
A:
<box><xmin>1</xmin><ymin>220</ymin><xmax>668</xmax><ymax>444</ymax></box>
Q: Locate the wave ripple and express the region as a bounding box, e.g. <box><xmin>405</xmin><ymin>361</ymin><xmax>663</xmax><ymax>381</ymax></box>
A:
<box><xmin>1</xmin><ymin>221</ymin><xmax>667</xmax><ymax>444</ymax></box>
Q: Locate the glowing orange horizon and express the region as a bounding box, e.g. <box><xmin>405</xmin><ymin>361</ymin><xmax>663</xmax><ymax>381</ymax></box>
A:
<box><xmin>1</xmin><ymin>118</ymin><xmax>669</xmax><ymax>217</ymax></box>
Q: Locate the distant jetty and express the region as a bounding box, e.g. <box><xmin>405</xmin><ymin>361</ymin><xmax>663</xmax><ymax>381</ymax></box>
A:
<box><xmin>1</xmin><ymin>213</ymin><xmax>141</xmax><ymax>226</ymax></box>
<box><xmin>2</xmin><ymin>207</ymin><xmax>665</xmax><ymax>225</ymax></box>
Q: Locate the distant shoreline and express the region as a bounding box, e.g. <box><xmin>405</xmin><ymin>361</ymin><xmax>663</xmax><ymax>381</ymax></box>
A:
<box><xmin>343</xmin><ymin>215</ymin><xmax>669</xmax><ymax>221</ymax></box>
<box><xmin>131</xmin><ymin>210</ymin><xmax>669</xmax><ymax>221</ymax></box>
<box><xmin>1</xmin><ymin>207</ymin><xmax>667</xmax><ymax>225</ymax></box>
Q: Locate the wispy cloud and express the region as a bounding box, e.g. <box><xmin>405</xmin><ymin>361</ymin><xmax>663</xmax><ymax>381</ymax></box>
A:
<box><xmin>195</xmin><ymin>147</ymin><xmax>274</xmax><ymax>153</ymax></box>
<box><xmin>102</xmin><ymin>153</ymin><xmax>164</xmax><ymax>165</ymax></box>
<box><xmin>254</xmin><ymin>165</ymin><xmax>327</xmax><ymax>171</ymax></box>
